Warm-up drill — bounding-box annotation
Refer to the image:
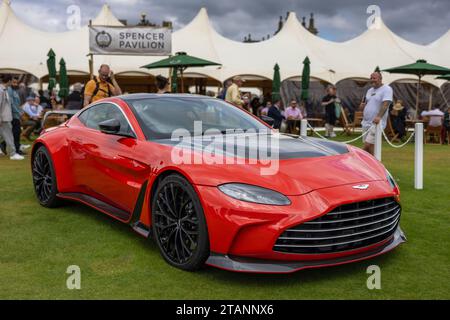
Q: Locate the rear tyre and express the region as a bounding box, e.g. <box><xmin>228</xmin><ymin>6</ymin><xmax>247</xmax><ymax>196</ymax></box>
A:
<box><xmin>32</xmin><ymin>146</ymin><xmax>62</xmax><ymax>208</ymax></box>
<box><xmin>152</xmin><ymin>174</ymin><xmax>210</xmax><ymax>271</ymax></box>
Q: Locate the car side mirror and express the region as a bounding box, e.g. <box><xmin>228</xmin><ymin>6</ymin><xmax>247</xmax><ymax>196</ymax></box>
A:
<box><xmin>99</xmin><ymin>119</ymin><xmax>121</xmax><ymax>135</ymax></box>
<box><xmin>260</xmin><ymin>115</ymin><xmax>275</xmax><ymax>126</ymax></box>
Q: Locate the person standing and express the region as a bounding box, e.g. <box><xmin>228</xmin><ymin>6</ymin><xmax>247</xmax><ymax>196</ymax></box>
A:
<box><xmin>225</xmin><ymin>76</ymin><xmax>245</xmax><ymax>107</ymax></box>
<box><xmin>0</xmin><ymin>75</ymin><xmax>24</xmax><ymax>160</ymax></box>
<box><xmin>359</xmin><ymin>72</ymin><xmax>393</xmax><ymax>155</ymax></box>
<box><xmin>17</xmin><ymin>82</ymin><xmax>28</xmax><ymax>105</ymax></box>
<box><xmin>321</xmin><ymin>85</ymin><xmax>338</xmax><ymax>137</ymax></box>
<box><xmin>8</xmin><ymin>77</ymin><xmax>24</xmax><ymax>154</ymax></box>
<box><xmin>83</xmin><ymin>64</ymin><xmax>122</xmax><ymax>107</ymax></box>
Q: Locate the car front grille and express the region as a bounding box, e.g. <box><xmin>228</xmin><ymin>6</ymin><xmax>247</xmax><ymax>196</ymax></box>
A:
<box><xmin>273</xmin><ymin>197</ymin><xmax>401</xmax><ymax>254</ymax></box>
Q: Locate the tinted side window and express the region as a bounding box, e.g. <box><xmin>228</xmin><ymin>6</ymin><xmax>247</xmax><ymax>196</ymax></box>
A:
<box><xmin>78</xmin><ymin>109</ymin><xmax>90</xmax><ymax>125</ymax></box>
<box><xmin>83</xmin><ymin>103</ymin><xmax>134</xmax><ymax>136</ymax></box>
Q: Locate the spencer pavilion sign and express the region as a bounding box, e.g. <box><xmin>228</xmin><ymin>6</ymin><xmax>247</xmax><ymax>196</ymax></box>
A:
<box><xmin>89</xmin><ymin>26</ymin><xmax>171</xmax><ymax>55</ymax></box>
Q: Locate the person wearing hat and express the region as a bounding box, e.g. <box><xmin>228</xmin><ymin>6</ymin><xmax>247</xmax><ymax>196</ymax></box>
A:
<box><xmin>391</xmin><ymin>99</ymin><xmax>407</xmax><ymax>139</ymax></box>
<box><xmin>225</xmin><ymin>76</ymin><xmax>245</xmax><ymax>107</ymax></box>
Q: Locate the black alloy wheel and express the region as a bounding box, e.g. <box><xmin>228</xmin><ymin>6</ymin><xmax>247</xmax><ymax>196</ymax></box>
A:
<box><xmin>32</xmin><ymin>146</ymin><xmax>61</xmax><ymax>207</ymax></box>
<box><xmin>152</xmin><ymin>174</ymin><xmax>209</xmax><ymax>271</ymax></box>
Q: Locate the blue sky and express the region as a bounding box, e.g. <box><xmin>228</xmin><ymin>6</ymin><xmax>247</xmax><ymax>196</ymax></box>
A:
<box><xmin>8</xmin><ymin>0</ymin><xmax>450</xmax><ymax>44</ymax></box>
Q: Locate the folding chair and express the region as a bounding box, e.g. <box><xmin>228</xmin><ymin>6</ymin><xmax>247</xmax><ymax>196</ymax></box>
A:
<box><xmin>338</xmin><ymin>107</ymin><xmax>352</xmax><ymax>136</ymax></box>
<box><xmin>385</xmin><ymin>116</ymin><xmax>400</xmax><ymax>143</ymax></box>
<box><xmin>424</xmin><ymin>125</ymin><xmax>443</xmax><ymax>144</ymax></box>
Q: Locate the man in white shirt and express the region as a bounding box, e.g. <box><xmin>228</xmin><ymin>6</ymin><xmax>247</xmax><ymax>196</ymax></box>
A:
<box><xmin>23</xmin><ymin>96</ymin><xmax>43</xmax><ymax>119</ymax></box>
<box><xmin>359</xmin><ymin>72</ymin><xmax>393</xmax><ymax>155</ymax></box>
<box><xmin>421</xmin><ymin>108</ymin><xmax>444</xmax><ymax>127</ymax></box>
<box><xmin>22</xmin><ymin>96</ymin><xmax>43</xmax><ymax>140</ymax></box>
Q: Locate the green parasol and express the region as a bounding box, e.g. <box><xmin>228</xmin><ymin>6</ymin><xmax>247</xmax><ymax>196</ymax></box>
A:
<box><xmin>58</xmin><ymin>58</ymin><xmax>69</xmax><ymax>100</ymax></box>
<box><xmin>383</xmin><ymin>59</ymin><xmax>450</xmax><ymax>115</ymax></box>
<box><xmin>436</xmin><ymin>74</ymin><xmax>450</xmax><ymax>81</ymax></box>
<box><xmin>272</xmin><ymin>63</ymin><xmax>281</xmax><ymax>101</ymax></box>
<box><xmin>47</xmin><ymin>49</ymin><xmax>57</xmax><ymax>93</ymax></box>
<box><xmin>142</xmin><ymin>52</ymin><xmax>221</xmax><ymax>93</ymax></box>
<box><xmin>301</xmin><ymin>56</ymin><xmax>310</xmax><ymax>101</ymax></box>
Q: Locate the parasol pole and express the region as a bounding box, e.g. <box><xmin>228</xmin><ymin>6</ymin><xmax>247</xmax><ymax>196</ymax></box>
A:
<box><xmin>180</xmin><ymin>67</ymin><xmax>185</xmax><ymax>93</ymax></box>
<box><xmin>428</xmin><ymin>86</ymin><xmax>433</xmax><ymax>111</ymax></box>
<box><xmin>415</xmin><ymin>75</ymin><xmax>421</xmax><ymax>119</ymax></box>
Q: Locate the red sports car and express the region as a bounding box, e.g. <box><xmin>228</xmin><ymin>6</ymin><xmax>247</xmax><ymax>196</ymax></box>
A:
<box><xmin>31</xmin><ymin>94</ymin><xmax>406</xmax><ymax>273</ymax></box>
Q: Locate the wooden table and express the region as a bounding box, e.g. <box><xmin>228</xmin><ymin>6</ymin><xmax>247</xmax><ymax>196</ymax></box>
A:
<box><xmin>406</xmin><ymin>119</ymin><xmax>426</xmax><ymax>129</ymax></box>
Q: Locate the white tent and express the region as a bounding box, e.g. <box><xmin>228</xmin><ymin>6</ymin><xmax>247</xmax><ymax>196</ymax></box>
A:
<box><xmin>0</xmin><ymin>0</ymin><xmax>449</xmax><ymax>86</ymax></box>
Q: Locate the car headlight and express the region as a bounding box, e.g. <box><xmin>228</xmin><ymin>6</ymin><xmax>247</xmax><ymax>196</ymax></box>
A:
<box><xmin>386</xmin><ymin>169</ymin><xmax>397</xmax><ymax>189</ymax></box>
<box><xmin>218</xmin><ymin>183</ymin><xmax>291</xmax><ymax>206</ymax></box>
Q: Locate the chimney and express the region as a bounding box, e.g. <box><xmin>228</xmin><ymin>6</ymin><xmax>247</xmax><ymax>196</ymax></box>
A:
<box><xmin>308</xmin><ymin>13</ymin><xmax>318</xmax><ymax>35</ymax></box>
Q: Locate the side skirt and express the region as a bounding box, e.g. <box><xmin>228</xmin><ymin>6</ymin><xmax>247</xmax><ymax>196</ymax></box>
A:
<box><xmin>58</xmin><ymin>180</ymin><xmax>152</xmax><ymax>238</ymax></box>
<box><xmin>57</xmin><ymin>192</ymin><xmax>130</xmax><ymax>222</ymax></box>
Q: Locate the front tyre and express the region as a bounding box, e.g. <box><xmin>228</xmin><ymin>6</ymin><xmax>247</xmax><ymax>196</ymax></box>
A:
<box><xmin>152</xmin><ymin>174</ymin><xmax>210</xmax><ymax>271</ymax></box>
<box><xmin>32</xmin><ymin>146</ymin><xmax>62</xmax><ymax>208</ymax></box>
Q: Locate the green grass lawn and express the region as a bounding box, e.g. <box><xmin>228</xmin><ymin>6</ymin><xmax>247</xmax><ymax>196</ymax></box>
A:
<box><xmin>0</xmin><ymin>136</ymin><xmax>449</xmax><ymax>299</ymax></box>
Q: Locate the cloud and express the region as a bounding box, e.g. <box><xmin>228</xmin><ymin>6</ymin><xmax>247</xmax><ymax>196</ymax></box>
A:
<box><xmin>9</xmin><ymin>0</ymin><xmax>450</xmax><ymax>44</ymax></box>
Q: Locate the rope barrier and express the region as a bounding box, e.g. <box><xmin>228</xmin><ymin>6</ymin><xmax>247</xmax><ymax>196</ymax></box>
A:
<box><xmin>306</xmin><ymin>123</ymin><xmax>372</xmax><ymax>144</ymax></box>
<box><xmin>307</xmin><ymin>122</ymin><xmax>416</xmax><ymax>149</ymax></box>
<box><xmin>382</xmin><ymin>129</ymin><xmax>415</xmax><ymax>148</ymax></box>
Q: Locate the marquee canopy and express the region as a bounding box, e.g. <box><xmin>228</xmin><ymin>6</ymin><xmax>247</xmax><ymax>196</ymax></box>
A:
<box><xmin>0</xmin><ymin>0</ymin><xmax>448</xmax><ymax>87</ymax></box>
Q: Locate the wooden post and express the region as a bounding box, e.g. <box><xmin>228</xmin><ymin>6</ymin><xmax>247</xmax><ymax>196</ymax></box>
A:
<box><xmin>88</xmin><ymin>54</ymin><xmax>94</xmax><ymax>80</ymax></box>
<box><xmin>88</xmin><ymin>19</ymin><xmax>94</xmax><ymax>80</ymax></box>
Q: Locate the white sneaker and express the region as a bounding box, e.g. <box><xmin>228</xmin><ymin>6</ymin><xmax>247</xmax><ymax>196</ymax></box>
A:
<box><xmin>20</xmin><ymin>144</ymin><xmax>31</xmax><ymax>151</ymax></box>
<box><xmin>10</xmin><ymin>153</ymin><xmax>25</xmax><ymax>160</ymax></box>
<box><xmin>330</xmin><ymin>132</ymin><xmax>337</xmax><ymax>138</ymax></box>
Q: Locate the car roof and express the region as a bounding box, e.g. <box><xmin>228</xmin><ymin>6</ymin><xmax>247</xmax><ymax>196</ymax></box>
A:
<box><xmin>119</xmin><ymin>93</ymin><xmax>213</xmax><ymax>101</ymax></box>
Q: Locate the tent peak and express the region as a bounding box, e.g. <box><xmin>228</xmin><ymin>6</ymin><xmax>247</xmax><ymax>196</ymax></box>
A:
<box><xmin>193</xmin><ymin>7</ymin><xmax>210</xmax><ymax>23</ymax></box>
<box><xmin>91</xmin><ymin>3</ymin><xmax>124</xmax><ymax>26</ymax></box>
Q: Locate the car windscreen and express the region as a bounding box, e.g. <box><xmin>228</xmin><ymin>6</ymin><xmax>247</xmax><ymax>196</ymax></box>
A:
<box><xmin>126</xmin><ymin>97</ymin><xmax>269</xmax><ymax>140</ymax></box>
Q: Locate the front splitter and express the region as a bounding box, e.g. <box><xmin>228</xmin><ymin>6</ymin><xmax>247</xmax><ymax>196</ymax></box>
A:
<box><xmin>206</xmin><ymin>227</ymin><xmax>406</xmax><ymax>274</ymax></box>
